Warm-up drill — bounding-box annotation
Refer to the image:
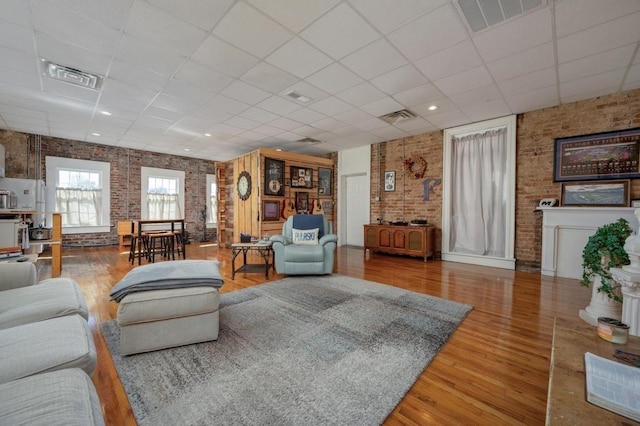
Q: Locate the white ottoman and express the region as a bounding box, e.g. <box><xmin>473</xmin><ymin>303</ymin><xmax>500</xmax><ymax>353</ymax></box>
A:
<box><xmin>117</xmin><ymin>286</ymin><xmax>220</xmax><ymax>355</ymax></box>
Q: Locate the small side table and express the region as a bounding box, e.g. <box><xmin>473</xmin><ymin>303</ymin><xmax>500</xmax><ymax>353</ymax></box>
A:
<box><xmin>231</xmin><ymin>241</ymin><xmax>274</xmax><ymax>280</ymax></box>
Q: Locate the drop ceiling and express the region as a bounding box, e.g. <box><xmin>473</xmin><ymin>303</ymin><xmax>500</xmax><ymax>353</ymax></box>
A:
<box><xmin>0</xmin><ymin>0</ymin><xmax>639</xmax><ymax>161</ymax></box>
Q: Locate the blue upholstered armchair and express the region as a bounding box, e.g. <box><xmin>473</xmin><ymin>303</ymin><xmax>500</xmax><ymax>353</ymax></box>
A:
<box><xmin>269</xmin><ymin>215</ymin><xmax>338</xmax><ymax>275</ymax></box>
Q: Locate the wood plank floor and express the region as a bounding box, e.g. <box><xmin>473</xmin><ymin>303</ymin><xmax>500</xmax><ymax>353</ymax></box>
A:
<box><xmin>34</xmin><ymin>243</ymin><xmax>591</xmax><ymax>425</ymax></box>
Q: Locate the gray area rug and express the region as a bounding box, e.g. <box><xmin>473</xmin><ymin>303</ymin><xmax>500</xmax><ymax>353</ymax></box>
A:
<box><xmin>101</xmin><ymin>274</ymin><xmax>472</xmax><ymax>425</ymax></box>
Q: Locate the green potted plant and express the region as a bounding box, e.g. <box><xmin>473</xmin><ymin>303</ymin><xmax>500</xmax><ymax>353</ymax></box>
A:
<box><xmin>581</xmin><ymin>218</ymin><xmax>633</xmax><ymax>302</ymax></box>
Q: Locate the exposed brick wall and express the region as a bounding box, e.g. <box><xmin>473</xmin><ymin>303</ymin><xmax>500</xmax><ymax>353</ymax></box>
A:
<box><xmin>0</xmin><ymin>130</ymin><xmax>217</xmax><ymax>247</ymax></box>
<box><xmin>371</xmin><ymin>88</ymin><xmax>640</xmax><ymax>269</ymax></box>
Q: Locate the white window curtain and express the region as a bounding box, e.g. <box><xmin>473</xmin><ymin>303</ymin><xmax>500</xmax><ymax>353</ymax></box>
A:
<box><xmin>450</xmin><ymin>128</ymin><xmax>507</xmax><ymax>258</ymax></box>
<box><xmin>148</xmin><ymin>193</ymin><xmax>181</xmax><ymax>220</ymax></box>
<box><xmin>56</xmin><ymin>188</ymin><xmax>102</xmax><ymax>226</ymax></box>
<box><xmin>209</xmin><ymin>194</ymin><xmax>218</xmax><ymax>224</ymax></box>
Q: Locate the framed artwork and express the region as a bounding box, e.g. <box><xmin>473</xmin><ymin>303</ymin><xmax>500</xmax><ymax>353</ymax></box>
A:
<box><xmin>263</xmin><ymin>200</ymin><xmax>281</xmax><ymax>221</ymax></box>
<box><xmin>561</xmin><ymin>180</ymin><xmax>630</xmax><ymax>207</ymax></box>
<box><xmin>318</xmin><ymin>167</ymin><xmax>332</xmax><ymax>195</ymax></box>
<box><xmin>384</xmin><ymin>171</ymin><xmax>395</xmax><ymax>192</ymax></box>
<box><xmin>290</xmin><ymin>166</ymin><xmax>313</xmax><ymax>188</ymax></box>
<box><xmin>295</xmin><ymin>191</ymin><xmax>309</xmax><ymax>212</ymax></box>
<box><xmin>553</xmin><ymin>127</ymin><xmax>640</xmax><ymax>182</ymax></box>
<box><xmin>264</xmin><ymin>157</ymin><xmax>285</xmax><ymax>196</ymax></box>
<box><xmin>322</xmin><ymin>200</ymin><xmax>332</xmax><ymax>216</ymax></box>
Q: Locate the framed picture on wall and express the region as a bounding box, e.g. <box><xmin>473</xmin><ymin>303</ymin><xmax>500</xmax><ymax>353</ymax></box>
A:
<box><xmin>295</xmin><ymin>191</ymin><xmax>309</xmax><ymax>212</ymax></box>
<box><xmin>263</xmin><ymin>200</ymin><xmax>281</xmax><ymax>221</ymax></box>
<box><xmin>560</xmin><ymin>180</ymin><xmax>630</xmax><ymax>207</ymax></box>
<box><xmin>290</xmin><ymin>166</ymin><xmax>313</xmax><ymax>188</ymax></box>
<box><xmin>264</xmin><ymin>157</ymin><xmax>285</xmax><ymax>196</ymax></box>
<box><xmin>318</xmin><ymin>167</ymin><xmax>332</xmax><ymax>196</ymax></box>
<box><xmin>384</xmin><ymin>171</ymin><xmax>395</xmax><ymax>192</ymax></box>
<box><xmin>553</xmin><ymin>127</ymin><xmax>640</xmax><ymax>182</ymax></box>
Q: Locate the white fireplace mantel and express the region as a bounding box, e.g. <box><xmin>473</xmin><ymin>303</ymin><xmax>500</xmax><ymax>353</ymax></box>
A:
<box><xmin>539</xmin><ymin>207</ymin><xmax>640</xmax><ymax>279</ymax></box>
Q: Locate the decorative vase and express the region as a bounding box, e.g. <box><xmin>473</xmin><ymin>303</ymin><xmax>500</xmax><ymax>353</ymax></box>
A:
<box><xmin>579</xmin><ymin>275</ymin><xmax>622</xmax><ymax>326</ymax></box>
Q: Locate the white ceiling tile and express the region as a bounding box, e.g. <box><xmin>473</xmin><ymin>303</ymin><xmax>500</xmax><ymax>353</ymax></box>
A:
<box><xmin>163</xmin><ymin>79</ymin><xmax>214</xmax><ymax>105</ymax></box>
<box><xmin>412</xmin><ymin>97</ymin><xmax>459</xmax><ymax>117</ymax></box>
<box><xmin>0</xmin><ymin>67</ymin><xmax>40</xmax><ymax>90</ymax></box>
<box><xmin>281</xmin><ymin>81</ymin><xmax>330</xmax><ymax>103</ymax></box>
<box><xmin>306</xmin><ymin>63</ymin><xmax>363</xmax><ymax>95</ymax></box>
<box><xmin>292</xmin><ymin>125</ymin><xmax>323</xmax><ymax>137</ymax></box>
<box><xmin>196</xmin><ymin>94</ymin><xmax>250</xmax><ymax>117</ymax></box>
<box><xmin>460</xmin><ymin>99</ymin><xmax>512</xmax><ymax>122</ymax></box>
<box><xmin>557</xmin><ymin>12</ymin><xmax>640</xmax><ymax>63</ymax></box>
<box><xmin>98</xmin><ymin>92</ymin><xmax>150</xmax><ymax>115</ymax></box>
<box><xmin>360</xmin><ymin>96</ymin><xmax>404</xmax><ymax>117</ymax></box>
<box><xmin>353</xmin><ymin>117</ymin><xmax>388</xmax><ymax>131</ymax></box>
<box><xmin>239</xmin><ymin>107</ymin><xmax>280</xmax><ymax>124</ymax></box>
<box><xmin>394</xmin><ymin>117</ymin><xmax>434</xmax><ymax>133</ymax></box>
<box><xmin>213</xmin><ymin>2</ymin><xmax>291</xmax><ymax>59</ymax></box>
<box><xmin>240</xmin><ymin>62</ymin><xmax>299</xmax><ymax>93</ymax></box>
<box><xmin>626</xmin><ymin>64</ymin><xmax>640</xmax><ymax>85</ymax></box>
<box><xmin>265</xmin><ymin>37</ymin><xmax>333</xmax><ymax>79</ymax></box>
<box><xmin>424</xmin><ymin>108</ymin><xmax>470</xmax><ymax>129</ymax></box>
<box><xmin>253</xmin><ymin>124</ymin><xmax>284</xmax><ymax>136</ymax></box>
<box><xmin>276</xmin><ymin>131</ymin><xmax>304</xmax><ymax>141</ymax></box>
<box><xmin>0</xmin><ymin>46</ymin><xmax>34</xmax><ymax>73</ymax></box>
<box><xmin>336</xmin><ymin>82</ymin><xmax>387</xmax><ymax>107</ymax></box>
<box><xmin>311</xmin><ymin>117</ymin><xmax>344</xmax><ymax>131</ymax></box>
<box><xmin>246</xmin><ymin>0</ymin><xmax>339</xmax><ymax>33</ymax></box>
<box><xmin>474</xmin><ymin>8</ymin><xmax>553</xmax><ymax>63</ymax></box>
<box><xmin>145</xmin><ymin>0</ymin><xmax>234</xmax><ymax>31</ymax></box>
<box><xmin>256</xmin><ymin>95</ymin><xmax>302</xmax><ymax>115</ymax></box>
<box><xmin>287</xmin><ymin>108</ymin><xmax>326</xmax><ymax>124</ymax></box>
<box><xmin>414</xmin><ymin>41</ymin><xmax>483</xmax><ymax>82</ymax></box>
<box><xmin>387</xmin><ymin>5</ymin><xmax>468</xmax><ymax>61</ymax></box>
<box><xmin>0</xmin><ymin>0</ymin><xmax>33</xmax><ymax>28</ymax></box>
<box><xmin>102</xmin><ymin>78</ymin><xmax>157</xmax><ymax>104</ymax></box>
<box><xmin>450</xmin><ymin>84</ymin><xmax>504</xmax><ymax>108</ymax></box>
<box><xmin>308</xmin><ymin>96</ymin><xmax>352</xmax><ymax>116</ymax></box>
<box><xmin>210</xmin><ymin>123</ymin><xmax>245</xmax><ymax>136</ymax></box>
<box><xmin>150</xmin><ymin>94</ymin><xmax>198</xmax><ymax>114</ymax></box>
<box><xmin>269</xmin><ymin>117</ymin><xmax>304</xmax><ymax>131</ymax></box>
<box><xmin>561</xmin><ymin>85</ymin><xmax>621</xmax><ymax>104</ymax></box>
<box><xmin>498</xmin><ymin>67</ymin><xmax>557</xmax><ymax>96</ymax></box>
<box><xmin>224</xmin><ymin>116</ymin><xmax>261</xmax><ymax>131</ymax></box>
<box><xmin>333</xmin><ymin>108</ymin><xmax>373</xmax><ymax>124</ymax></box>
<box><xmin>42</xmin><ymin>78</ymin><xmax>100</xmax><ymax>103</ymax></box>
<box><xmin>622</xmin><ymin>80</ymin><xmax>640</xmax><ymax>92</ymax></box>
<box><xmin>32</xmin><ymin>2</ymin><xmax>122</xmax><ymax>55</ymax></box>
<box><xmin>340</xmin><ymin>38</ymin><xmax>407</xmax><ymax>80</ymax></box>
<box><xmin>486</xmin><ymin>43</ymin><xmax>555</xmax><ymax>82</ymax></box>
<box><xmin>41</xmin><ymin>0</ymin><xmax>133</xmax><ymax>31</ymax></box>
<box><xmin>174</xmin><ymin>60</ymin><xmax>234</xmax><ymax>93</ymax></box>
<box><xmin>220</xmin><ymin>80</ymin><xmax>271</xmax><ymax>105</ymax></box>
<box><xmin>560</xmin><ymin>69</ymin><xmax>627</xmax><ymax>100</ymax></box>
<box><xmin>555</xmin><ymin>0</ymin><xmax>640</xmax><ymax>38</ymax></box>
<box><xmin>371</xmin><ymin>65</ymin><xmax>428</xmax><ymax>96</ymax></box>
<box><xmin>349</xmin><ymin>0</ymin><xmax>447</xmax><ymax>34</ymax></box>
<box><xmin>504</xmin><ymin>85</ymin><xmax>558</xmax><ymax>114</ymax></box>
<box><xmin>0</xmin><ymin>19</ymin><xmax>36</xmax><ymax>52</ymax></box>
<box><xmin>433</xmin><ymin>66</ymin><xmax>494</xmax><ymax>97</ymax></box>
<box><xmin>393</xmin><ymin>84</ymin><xmax>442</xmax><ymax>107</ymax></box>
<box><xmin>114</xmin><ymin>34</ymin><xmax>187</xmax><ymax>77</ymax></box>
<box><xmin>300</xmin><ymin>3</ymin><xmax>379</xmax><ymax>60</ymax></box>
<box><xmin>370</xmin><ymin>126</ymin><xmax>408</xmax><ymax>140</ymax></box>
<box><xmin>36</xmin><ymin>33</ymin><xmax>112</xmax><ymax>76</ymax></box>
<box><xmin>191</xmin><ymin>36</ymin><xmax>259</xmax><ymax>78</ymax></box>
<box><xmin>559</xmin><ymin>45</ymin><xmax>636</xmax><ymax>83</ymax></box>
<box><xmin>108</xmin><ymin>60</ymin><xmax>169</xmax><ymax>92</ymax></box>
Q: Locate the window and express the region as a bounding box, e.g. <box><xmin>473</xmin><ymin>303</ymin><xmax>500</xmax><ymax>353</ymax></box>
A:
<box><xmin>46</xmin><ymin>156</ymin><xmax>111</xmax><ymax>233</ymax></box>
<box><xmin>141</xmin><ymin>167</ymin><xmax>184</xmax><ymax>220</ymax></box>
<box><xmin>206</xmin><ymin>173</ymin><xmax>218</xmax><ymax>227</ymax></box>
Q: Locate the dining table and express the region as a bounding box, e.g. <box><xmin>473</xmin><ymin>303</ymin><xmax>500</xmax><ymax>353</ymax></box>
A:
<box><xmin>132</xmin><ymin>218</ymin><xmax>186</xmax><ymax>265</ymax></box>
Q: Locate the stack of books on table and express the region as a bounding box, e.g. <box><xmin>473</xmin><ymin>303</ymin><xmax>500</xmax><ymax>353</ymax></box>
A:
<box><xmin>0</xmin><ymin>246</ymin><xmax>22</xmax><ymax>259</ymax></box>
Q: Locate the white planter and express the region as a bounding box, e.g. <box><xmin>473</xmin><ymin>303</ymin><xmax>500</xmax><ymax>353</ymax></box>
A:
<box><xmin>579</xmin><ymin>275</ymin><xmax>622</xmax><ymax>326</ymax></box>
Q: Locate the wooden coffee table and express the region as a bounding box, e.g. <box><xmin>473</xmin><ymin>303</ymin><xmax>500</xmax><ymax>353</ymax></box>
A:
<box><xmin>231</xmin><ymin>241</ymin><xmax>274</xmax><ymax>279</ymax></box>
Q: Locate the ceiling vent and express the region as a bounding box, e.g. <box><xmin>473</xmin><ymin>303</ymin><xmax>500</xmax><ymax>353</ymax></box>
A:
<box><xmin>284</xmin><ymin>90</ymin><xmax>312</xmax><ymax>104</ymax></box>
<box><xmin>42</xmin><ymin>60</ymin><xmax>102</xmax><ymax>90</ymax></box>
<box><xmin>378</xmin><ymin>109</ymin><xmax>418</xmax><ymax>125</ymax></box>
<box><xmin>296</xmin><ymin>137</ymin><xmax>322</xmax><ymax>144</ymax></box>
<box><xmin>457</xmin><ymin>0</ymin><xmax>545</xmax><ymax>33</ymax></box>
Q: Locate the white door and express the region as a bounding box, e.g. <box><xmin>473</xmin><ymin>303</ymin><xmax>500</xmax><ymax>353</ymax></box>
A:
<box><xmin>344</xmin><ymin>174</ymin><xmax>369</xmax><ymax>246</ymax></box>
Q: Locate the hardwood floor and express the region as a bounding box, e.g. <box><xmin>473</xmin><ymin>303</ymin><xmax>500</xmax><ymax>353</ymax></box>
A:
<box><xmin>34</xmin><ymin>243</ymin><xmax>591</xmax><ymax>425</ymax></box>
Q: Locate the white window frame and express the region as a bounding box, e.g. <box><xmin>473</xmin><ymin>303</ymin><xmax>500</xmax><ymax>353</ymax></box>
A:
<box><xmin>206</xmin><ymin>173</ymin><xmax>218</xmax><ymax>229</ymax></box>
<box><xmin>141</xmin><ymin>167</ymin><xmax>185</xmax><ymax>224</ymax></box>
<box><xmin>45</xmin><ymin>156</ymin><xmax>111</xmax><ymax>234</ymax></box>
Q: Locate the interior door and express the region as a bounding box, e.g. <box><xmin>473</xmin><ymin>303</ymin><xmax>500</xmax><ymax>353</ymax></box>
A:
<box><xmin>344</xmin><ymin>174</ymin><xmax>369</xmax><ymax>246</ymax></box>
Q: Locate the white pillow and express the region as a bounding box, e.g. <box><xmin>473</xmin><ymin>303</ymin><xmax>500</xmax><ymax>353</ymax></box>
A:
<box><xmin>292</xmin><ymin>228</ymin><xmax>319</xmax><ymax>245</ymax></box>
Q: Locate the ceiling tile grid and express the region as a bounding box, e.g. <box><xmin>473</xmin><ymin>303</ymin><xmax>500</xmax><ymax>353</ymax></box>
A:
<box><xmin>0</xmin><ymin>0</ymin><xmax>638</xmax><ymax>160</ymax></box>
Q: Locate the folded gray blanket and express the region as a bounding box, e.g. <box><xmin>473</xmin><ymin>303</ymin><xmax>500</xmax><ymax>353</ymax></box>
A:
<box><xmin>110</xmin><ymin>260</ymin><xmax>224</xmax><ymax>302</ymax></box>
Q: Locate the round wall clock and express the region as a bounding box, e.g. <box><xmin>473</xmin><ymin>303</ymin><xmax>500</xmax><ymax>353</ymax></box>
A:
<box><xmin>237</xmin><ymin>171</ymin><xmax>252</xmax><ymax>201</ymax></box>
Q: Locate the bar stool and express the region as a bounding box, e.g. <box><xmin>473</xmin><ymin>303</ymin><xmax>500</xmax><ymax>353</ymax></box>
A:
<box><xmin>145</xmin><ymin>231</ymin><xmax>174</xmax><ymax>263</ymax></box>
<box><xmin>167</xmin><ymin>230</ymin><xmax>185</xmax><ymax>260</ymax></box>
<box><xmin>128</xmin><ymin>225</ymin><xmax>149</xmax><ymax>265</ymax></box>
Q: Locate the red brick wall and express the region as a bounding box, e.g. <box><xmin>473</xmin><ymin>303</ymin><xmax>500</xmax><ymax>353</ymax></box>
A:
<box><xmin>371</xmin><ymin>88</ymin><xmax>640</xmax><ymax>269</ymax></box>
<box><xmin>0</xmin><ymin>130</ymin><xmax>217</xmax><ymax>247</ymax></box>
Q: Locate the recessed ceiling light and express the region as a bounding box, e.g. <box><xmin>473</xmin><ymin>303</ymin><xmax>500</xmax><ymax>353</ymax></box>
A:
<box><xmin>427</xmin><ymin>105</ymin><xmax>439</xmax><ymax>111</ymax></box>
<box><xmin>184</xmin><ymin>148</ymin><xmax>191</xmax><ymax>152</ymax></box>
<box><xmin>204</xmin><ymin>133</ymin><xmax>212</xmax><ymax>137</ymax></box>
<box><xmin>100</xmin><ymin>111</ymin><xmax>111</xmax><ymax>116</ymax></box>
<box><xmin>91</xmin><ymin>132</ymin><xmax>100</xmax><ymax>136</ymax></box>
<box><xmin>275</xmin><ymin>148</ymin><xmax>282</xmax><ymax>151</ymax></box>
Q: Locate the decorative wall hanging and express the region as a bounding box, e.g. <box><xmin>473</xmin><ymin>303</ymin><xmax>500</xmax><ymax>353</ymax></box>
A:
<box><xmin>290</xmin><ymin>166</ymin><xmax>313</xmax><ymax>188</ymax></box>
<box><xmin>263</xmin><ymin>200</ymin><xmax>281</xmax><ymax>221</ymax></box>
<box><xmin>384</xmin><ymin>171</ymin><xmax>395</xmax><ymax>191</ymax></box>
<box><xmin>553</xmin><ymin>127</ymin><xmax>640</xmax><ymax>182</ymax></box>
<box><xmin>318</xmin><ymin>167</ymin><xmax>332</xmax><ymax>195</ymax></box>
<box><xmin>264</xmin><ymin>157</ymin><xmax>285</xmax><ymax>196</ymax></box>
<box><xmin>422</xmin><ymin>178</ymin><xmax>441</xmax><ymax>201</ymax></box>
<box><xmin>403</xmin><ymin>156</ymin><xmax>427</xmax><ymax>179</ymax></box>
<box><xmin>560</xmin><ymin>180</ymin><xmax>630</xmax><ymax>207</ymax></box>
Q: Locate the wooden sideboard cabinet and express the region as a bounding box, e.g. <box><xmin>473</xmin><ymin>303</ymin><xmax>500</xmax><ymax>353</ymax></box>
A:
<box><xmin>363</xmin><ymin>224</ymin><xmax>435</xmax><ymax>262</ymax></box>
